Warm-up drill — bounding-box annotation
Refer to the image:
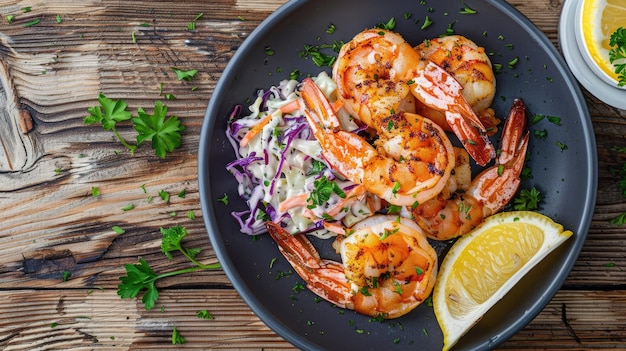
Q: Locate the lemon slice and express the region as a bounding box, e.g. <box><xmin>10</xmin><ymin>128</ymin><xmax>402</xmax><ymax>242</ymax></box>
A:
<box><xmin>582</xmin><ymin>0</ymin><xmax>626</xmax><ymax>81</ymax></box>
<box><xmin>433</xmin><ymin>211</ymin><xmax>573</xmax><ymax>351</ymax></box>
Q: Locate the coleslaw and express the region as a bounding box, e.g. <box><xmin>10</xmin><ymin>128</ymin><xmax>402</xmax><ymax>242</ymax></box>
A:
<box><xmin>226</xmin><ymin>73</ymin><xmax>381</xmax><ymax>238</ymax></box>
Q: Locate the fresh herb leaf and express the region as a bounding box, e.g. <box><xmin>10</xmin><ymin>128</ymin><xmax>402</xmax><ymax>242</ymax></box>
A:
<box><xmin>187</xmin><ymin>12</ymin><xmax>203</xmax><ymax>31</ymax></box>
<box><xmin>512</xmin><ymin>187</ymin><xmax>543</xmax><ymax>211</ymax></box>
<box><xmin>547</xmin><ymin>115</ymin><xmax>562</xmax><ymax>126</ymax></box>
<box><xmin>218</xmin><ymin>193</ymin><xmax>229</xmax><ymax>205</ymax></box>
<box><xmin>159</xmin><ymin>189</ymin><xmax>171</xmax><ymax>203</ymax></box>
<box><xmin>112</xmin><ymin>226</ymin><xmax>125</xmax><ymax>234</ymax></box>
<box><xmin>91</xmin><ymin>186</ymin><xmax>101</xmax><ymax>197</ymax></box>
<box><xmin>62</xmin><ymin>270</ymin><xmax>71</xmax><ymax>282</ymax></box>
<box><xmin>609</xmin><ymin>27</ymin><xmax>626</xmax><ymax>87</ymax></box>
<box><xmin>197</xmin><ymin>309</ymin><xmax>215</xmax><ymax>320</ymax></box>
<box><xmin>117</xmin><ymin>226</ymin><xmax>221</xmax><ymax>310</ymax></box>
<box><xmin>132</xmin><ymin>101</ymin><xmax>185</xmax><ymax>158</ymax></box>
<box><xmin>421</xmin><ymin>16</ymin><xmax>433</xmax><ymax>30</ymax></box>
<box><xmin>84</xmin><ymin>94</ymin><xmax>136</xmax><ymax>153</ymax></box>
<box><xmin>460</xmin><ymin>1</ymin><xmax>477</xmax><ymax>14</ymax></box>
<box><xmin>171</xmin><ymin>67</ymin><xmax>198</xmax><ymax>81</ymax></box>
<box><xmin>307</xmin><ymin>176</ymin><xmax>346</xmax><ymax>209</ymax></box>
<box><xmin>376</xmin><ymin>17</ymin><xmax>396</xmax><ymax>31</ymax></box>
<box><xmin>609</xmin><ymin>212</ymin><xmax>626</xmax><ymax>226</ymax></box>
<box><xmin>172</xmin><ymin>326</ymin><xmax>185</xmax><ymax>345</ymax></box>
<box><xmin>24</xmin><ymin>19</ymin><xmax>40</xmax><ymax>27</ymax></box>
<box><xmin>160</xmin><ymin>226</ymin><xmax>201</xmax><ymax>262</ymax></box>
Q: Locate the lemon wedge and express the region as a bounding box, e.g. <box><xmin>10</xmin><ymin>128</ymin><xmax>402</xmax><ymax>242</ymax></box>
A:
<box><xmin>433</xmin><ymin>211</ymin><xmax>573</xmax><ymax>351</ymax></box>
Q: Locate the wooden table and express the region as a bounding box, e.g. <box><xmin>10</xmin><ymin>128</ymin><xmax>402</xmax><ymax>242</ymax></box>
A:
<box><xmin>1</xmin><ymin>0</ymin><xmax>625</xmax><ymax>349</ymax></box>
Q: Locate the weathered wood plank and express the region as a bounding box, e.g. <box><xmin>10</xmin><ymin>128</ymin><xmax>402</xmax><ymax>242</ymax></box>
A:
<box><xmin>0</xmin><ymin>289</ymin><xmax>624</xmax><ymax>350</ymax></box>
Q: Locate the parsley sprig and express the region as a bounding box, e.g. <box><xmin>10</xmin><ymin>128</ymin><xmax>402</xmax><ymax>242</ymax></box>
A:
<box><xmin>117</xmin><ymin>226</ymin><xmax>221</xmax><ymax>310</ymax></box>
<box><xmin>512</xmin><ymin>187</ymin><xmax>543</xmax><ymax>211</ymax></box>
<box><xmin>84</xmin><ymin>94</ymin><xmax>136</xmax><ymax>153</ymax></box>
<box><xmin>609</xmin><ymin>26</ymin><xmax>626</xmax><ymax>87</ymax></box>
<box><xmin>84</xmin><ymin>94</ymin><xmax>185</xmax><ymax>158</ymax></box>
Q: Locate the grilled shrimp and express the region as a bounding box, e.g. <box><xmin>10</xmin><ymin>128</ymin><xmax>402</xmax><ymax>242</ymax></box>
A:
<box><xmin>301</xmin><ymin>77</ymin><xmax>455</xmax><ymax>207</ymax></box>
<box><xmin>414</xmin><ymin>35</ymin><xmax>500</xmax><ymax>135</ymax></box>
<box><xmin>411</xmin><ymin>99</ymin><xmax>530</xmax><ymax>240</ymax></box>
<box><xmin>332</xmin><ymin>28</ymin><xmax>496</xmax><ymax>166</ymax></box>
<box><xmin>266</xmin><ymin>215</ymin><xmax>437</xmax><ymax>319</ymax></box>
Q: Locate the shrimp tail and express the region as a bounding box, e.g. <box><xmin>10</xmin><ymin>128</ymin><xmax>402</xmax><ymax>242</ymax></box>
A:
<box><xmin>411</xmin><ymin>99</ymin><xmax>529</xmax><ymax>241</ymax></box>
<box><xmin>412</xmin><ymin>61</ymin><xmax>496</xmax><ymax>166</ymax></box>
<box><xmin>300</xmin><ymin>78</ymin><xmax>374</xmax><ymax>183</ymax></box>
<box><xmin>265</xmin><ymin>222</ymin><xmax>354</xmax><ymax>309</ymax></box>
<box><xmin>445</xmin><ymin>110</ymin><xmax>496</xmax><ymax>167</ymax></box>
<box><xmin>467</xmin><ymin>98</ymin><xmax>530</xmax><ymax>214</ymax></box>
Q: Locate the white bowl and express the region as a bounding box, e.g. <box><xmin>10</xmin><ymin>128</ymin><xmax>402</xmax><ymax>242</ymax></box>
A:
<box><xmin>575</xmin><ymin>0</ymin><xmax>626</xmax><ymax>90</ymax></box>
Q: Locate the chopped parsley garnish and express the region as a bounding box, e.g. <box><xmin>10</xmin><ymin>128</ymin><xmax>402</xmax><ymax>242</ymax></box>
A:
<box><xmin>159</xmin><ymin>189</ymin><xmax>170</xmax><ymax>203</ymax></box>
<box><xmin>393</xmin><ymin>281</ymin><xmax>403</xmax><ymax>294</ymax></box>
<box><xmin>299</xmin><ymin>41</ymin><xmax>343</xmax><ymax>67</ymax></box>
<box><xmin>187</xmin><ymin>12</ymin><xmax>203</xmax><ymax>31</ymax></box>
<box><xmin>512</xmin><ymin>187</ymin><xmax>543</xmax><ymax>211</ymax></box>
<box><xmin>62</xmin><ymin>270</ymin><xmax>71</xmax><ymax>282</ymax></box>
<box><xmin>376</xmin><ymin>17</ymin><xmax>396</xmax><ymax>31</ymax></box>
<box><xmin>444</xmin><ymin>21</ymin><xmax>457</xmax><ymax>36</ymax></box>
<box><xmin>379</xmin><ymin>227</ymin><xmax>400</xmax><ymax>240</ymax></box>
<box><xmin>459</xmin><ymin>1</ymin><xmax>477</xmax><ymax>14</ymax></box>
<box><xmin>547</xmin><ymin>115</ymin><xmax>562</xmax><ymax>126</ymax></box>
<box><xmin>172</xmin><ymin>326</ymin><xmax>185</xmax><ymax>345</ymax></box>
<box><xmin>307</xmin><ymin>176</ymin><xmax>346</xmax><ymax>209</ymax></box>
<box><xmin>307</xmin><ymin>159</ymin><xmax>326</xmax><ymax>176</ymax></box>
<box><xmin>24</xmin><ymin>19</ymin><xmax>40</xmax><ymax>27</ymax></box>
<box><xmin>392</xmin><ymin>182</ymin><xmax>401</xmax><ymax>195</ymax></box>
<box><xmin>421</xmin><ymin>16</ymin><xmax>433</xmax><ymax>30</ymax></box>
<box><xmin>171</xmin><ymin>67</ymin><xmax>198</xmax><ymax>81</ymax></box>
<box><xmin>196</xmin><ymin>309</ymin><xmax>215</xmax><ymax>320</ymax></box>
<box><xmin>359</xmin><ymin>286</ymin><xmax>372</xmax><ymax>296</ymax></box>
<box><xmin>533</xmin><ymin>129</ymin><xmax>548</xmax><ymax>140</ymax></box>
<box><xmin>218</xmin><ymin>193</ymin><xmax>229</xmax><ymax>205</ymax></box>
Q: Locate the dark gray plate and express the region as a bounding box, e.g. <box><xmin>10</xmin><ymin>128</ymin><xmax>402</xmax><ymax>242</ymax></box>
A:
<box><xmin>198</xmin><ymin>0</ymin><xmax>597</xmax><ymax>350</ymax></box>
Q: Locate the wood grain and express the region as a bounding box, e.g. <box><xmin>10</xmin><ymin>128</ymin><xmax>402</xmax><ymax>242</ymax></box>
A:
<box><xmin>1</xmin><ymin>0</ymin><xmax>625</xmax><ymax>349</ymax></box>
